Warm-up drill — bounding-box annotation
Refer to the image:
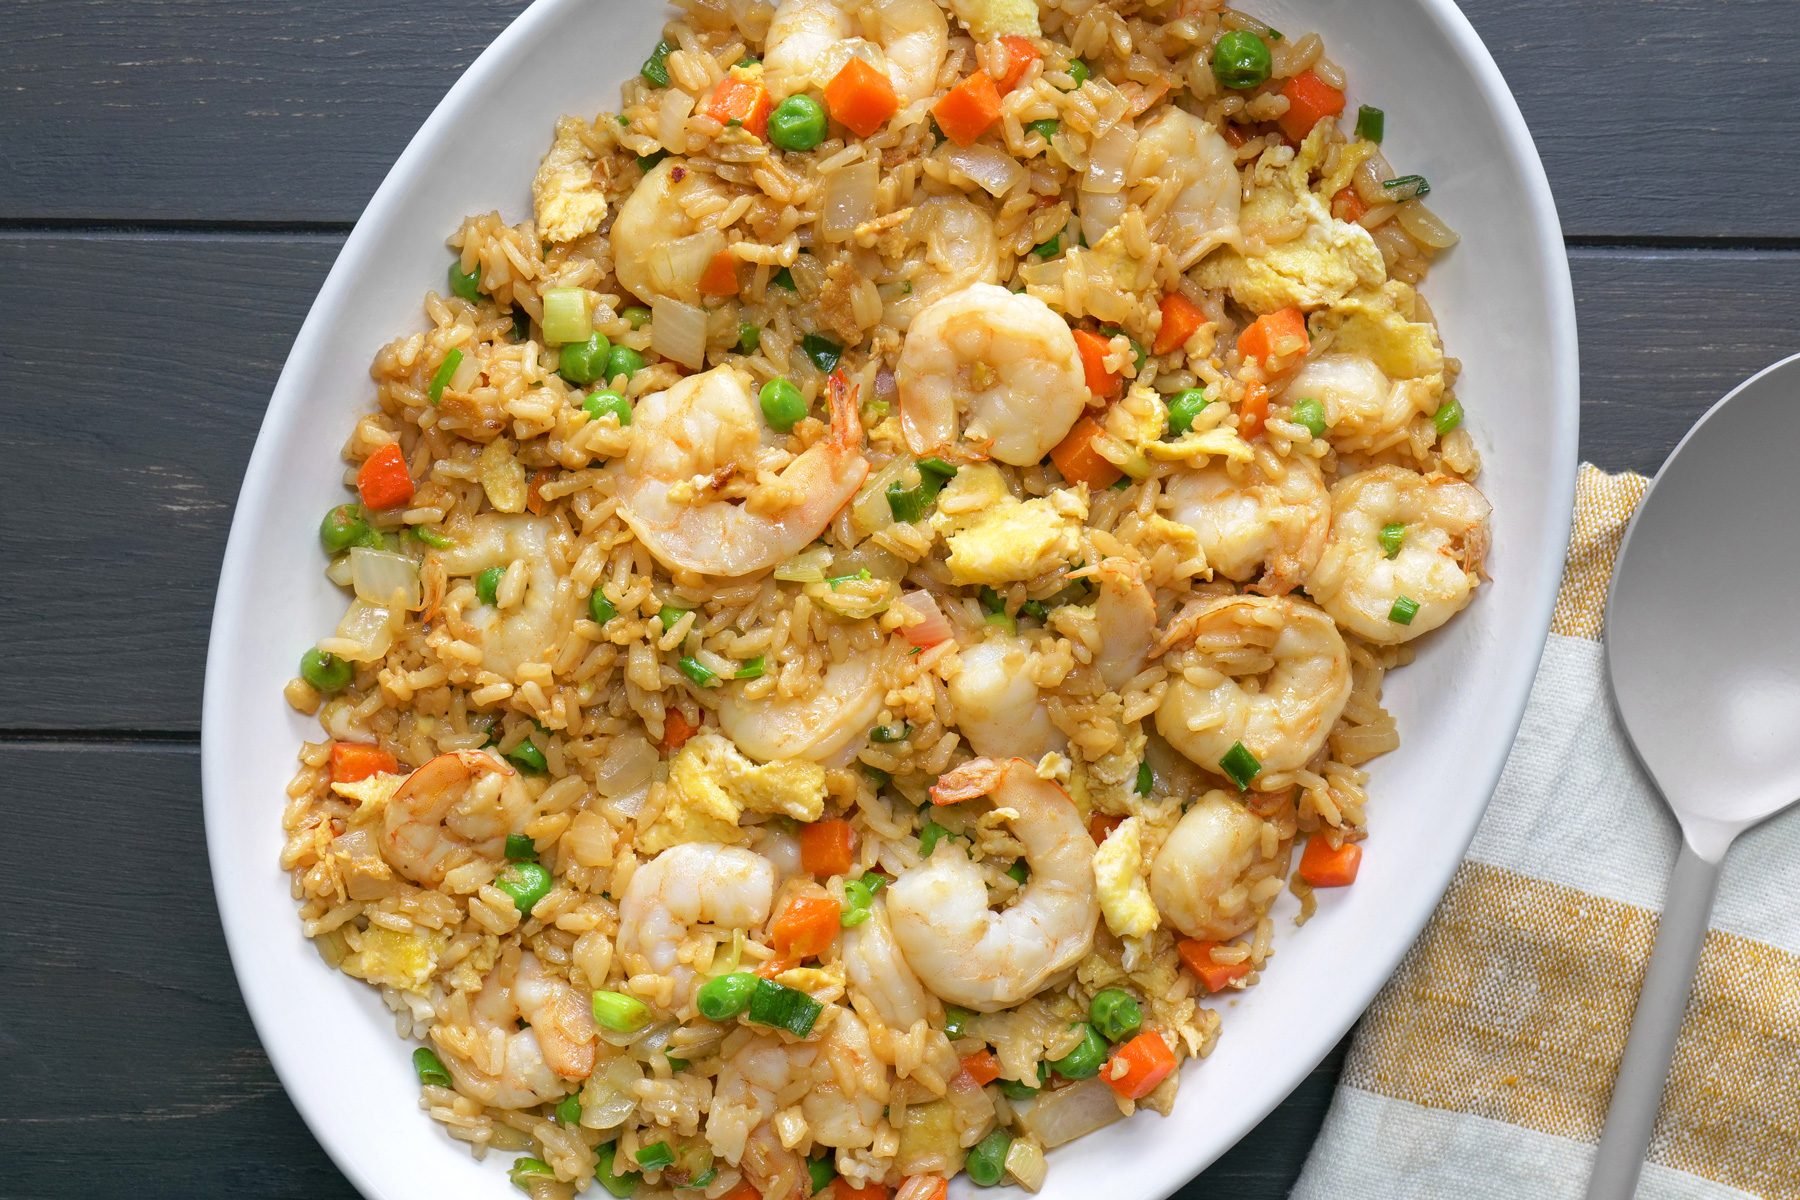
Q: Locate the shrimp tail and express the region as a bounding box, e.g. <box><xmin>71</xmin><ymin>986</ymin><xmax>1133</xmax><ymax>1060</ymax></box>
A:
<box><xmin>827</xmin><ymin>368</ymin><xmax>864</xmax><ymax>448</ymax></box>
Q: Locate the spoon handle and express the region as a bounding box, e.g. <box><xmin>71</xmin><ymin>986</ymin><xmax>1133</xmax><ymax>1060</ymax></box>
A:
<box><xmin>1584</xmin><ymin>838</ymin><xmax>1723</xmax><ymax>1200</ymax></box>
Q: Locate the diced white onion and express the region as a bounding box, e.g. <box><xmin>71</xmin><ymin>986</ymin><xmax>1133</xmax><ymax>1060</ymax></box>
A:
<box><xmin>820</xmin><ymin>159</ymin><xmax>879</xmax><ymax>242</ymax></box>
<box><xmin>1084</xmin><ymin>123</ymin><xmax>1138</xmax><ymax>195</ymax></box>
<box><xmin>651</xmin><ymin>296</ymin><xmax>710</xmax><ymax>369</ymax></box>
<box><xmin>329</xmin><ymin>599</ymin><xmax>402</xmax><ymax>663</ymax></box>
<box><xmin>1015</xmin><ymin>1077</ymin><xmax>1125</xmax><ymax>1148</ymax></box>
<box><xmin>657</xmin><ymin>88</ymin><xmax>694</xmax><ymax>152</ymax></box>
<box><xmin>349</xmin><ymin>547</ymin><xmax>422</xmax><ymax>611</ymax></box>
<box><xmin>942</xmin><ymin>142</ymin><xmax>1026</xmax><ymax>198</ymax></box>
<box><xmin>849</xmin><ymin>455</ymin><xmax>917</xmax><ymax>537</ymax></box>
<box><xmin>1397</xmin><ymin>200</ymin><xmax>1460</xmax><ymax>249</ymax></box>
<box><xmin>1004</xmin><ymin>1137</ymin><xmax>1047</xmax><ymax>1193</ymax></box>
<box><xmin>896</xmin><ymin>589</ymin><xmax>953</xmax><ymax>648</ymax></box>
<box><xmin>594</xmin><ymin>733</ymin><xmax>658</xmax><ymax>799</ymax></box>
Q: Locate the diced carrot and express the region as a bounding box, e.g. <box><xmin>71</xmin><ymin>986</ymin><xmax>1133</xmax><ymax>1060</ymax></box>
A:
<box><xmin>1298</xmin><ymin>836</ymin><xmax>1363</xmax><ymax>887</ymax></box>
<box><xmin>330</xmin><ymin>742</ymin><xmax>398</xmax><ymax>784</ymax></box>
<box><xmin>525</xmin><ymin>467</ymin><xmax>554</xmax><ymax>516</ymax></box>
<box><xmin>662</xmin><ymin>708</ymin><xmax>698</xmax><ymax>754</ymax></box>
<box><xmin>1176</xmin><ymin>938</ymin><xmax>1253</xmax><ymax>993</ymax></box>
<box><xmin>356</xmin><ymin>442</ymin><xmax>414</xmax><ymax>510</ymax></box>
<box><xmin>1238</xmin><ymin>382</ymin><xmax>1271</xmax><ymax>441</ymax></box>
<box><xmin>834</xmin><ymin>1181</ymin><xmax>890</xmax><ymax>1200</ymax></box>
<box><xmin>1221</xmin><ymin>122</ymin><xmax>1249</xmax><ymax>148</ymax></box>
<box><xmin>1237</xmin><ymin>307</ymin><xmax>1309</xmax><ymax>365</ymax></box>
<box><xmin>958</xmin><ymin>1049</ymin><xmax>1002</xmax><ymax>1087</ymax></box>
<box><xmin>825</xmin><ymin>56</ymin><xmax>899</xmax><ymax>139</ymax></box>
<box><xmin>1104</xmin><ymin>1030</ymin><xmax>1177</xmax><ymax>1100</ymax></box>
<box><xmin>800</xmin><ymin>819</ymin><xmax>857</xmax><ymax>876</ymax></box>
<box><xmin>1072</xmin><ymin>328</ymin><xmax>1122</xmax><ymax>400</ymax></box>
<box><xmin>993</xmin><ymin>35</ymin><xmax>1041</xmax><ymax>94</ymax></box>
<box><xmin>771</xmin><ymin>892</ymin><xmax>842</xmax><ymax>959</ymax></box>
<box><xmin>1276</xmin><ymin>70</ymin><xmax>1346</xmax><ymax>143</ymax></box>
<box><xmin>1088</xmin><ymin>812</ymin><xmax>1123</xmax><ymax>844</ymax></box>
<box><xmin>702</xmin><ymin>73</ymin><xmax>772</xmax><ymax>139</ymax></box>
<box><xmin>700</xmin><ymin>247</ymin><xmax>739</xmax><ymax>296</ymax></box>
<box><xmin>1049</xmin><ymin>415</ymin><xmax>1123</xmax><ymax>490</ymax></box>
<box><xmin>1331</xmin><ymin>185</ymin><xmax>1368</xmax><ymax>224</ymax></box>
<box><xmin>931</xmin><ymin>71</ymin><xmax>1003</xmax><ymax>146</ymax></box>
<box><xmin>754</xmin><ymin>956</ymin><xmax>798</xmax><ymax>979</ymax></box>
<box><xmin>720</xmin><ymin>1180</ymin><xmax>762</xmax><ymax>1200</ymax></box>
<box><xmin>1153</xmin><ymin>291</ymin><xmax>1206</xmax><ymax>356</ymax></box>
<box><xmin>929</xmin><ymin>758</ymin><xmax>1004</xmax><ymax>807</ymax></box>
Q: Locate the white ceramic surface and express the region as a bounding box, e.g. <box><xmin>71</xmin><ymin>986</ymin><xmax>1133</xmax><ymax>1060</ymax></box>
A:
<box><xmin>202</xmin><ymin>3</ymin><xmax>1578</xmax><ymax>1197</ymax></box>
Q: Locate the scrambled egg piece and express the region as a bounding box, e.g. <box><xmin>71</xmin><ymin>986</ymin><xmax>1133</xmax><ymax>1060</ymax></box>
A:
<box><xmin>343</xmin><ymin>926</ymin><xmax>437</xmax><ymax>992</ymax></box>
<box><xmin>331</xmin><ymin>771</ymin><xmax>405</xmax><ymax>810</ymax></box>
<box><xmin>638</xmin><ymin>731</ymin><xmax>826</xmax><ymax>853</ymax></box>
<box><xmin>934</xmin><ymin>464</ymin><xmax>1086</xmax><ymax>586</ymax></box>
<box><xmin>1197</xmin><ymin>128</ymin><xmax>1385</xmax><ymax>315</ymax></box>
<box><xmin>1092</xmin><ymin>817</ymin><xmax>1159</xmax><ymax>939</ymax></box>
<box><xmin>949</xmin><ymin>0</ymin><xmax>1040</xmax><ymax>40</ymax></box>
<box><xmin>533</xmin><ymin>116</ymin><xmax>609</xmax><ymax>244</ymax></box>
<box><xmin>1021</xmin><ymin>214</ymin><xmax>1157</xmax><ymax>327</ymax></box>
<box><xmin>1310</xmin><ymin>281</ymin><xmax>1445</xmax><ymax>383</ymax></box>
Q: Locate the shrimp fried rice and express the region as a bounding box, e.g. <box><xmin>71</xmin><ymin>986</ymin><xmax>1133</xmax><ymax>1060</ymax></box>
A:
<box><xmin>280</xmin><ymin>1</ymin><xmax>1490</xmax><ymax>1195</ymax></box>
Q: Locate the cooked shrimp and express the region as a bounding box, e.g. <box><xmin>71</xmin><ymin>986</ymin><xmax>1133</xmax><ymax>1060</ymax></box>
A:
<box><xmin>1155</xmin><ymin>595</ymin><xmax>1350</xmax><ymax>782</ymax></box>
<box><xmin>432</xmin><ymin>946</ymin><xmax>588</xmax><ymax>1108</ymax></box>
<box><xmin>707</xmin><ymin>1035</ymin><xmax>818</xmax><ymax>1166</ymax></box>
<box><xmin>839</xmin><ymin>899</ymin><xmax>936</xmax><ymax>1031</ymax></box>
<box><xmin>947</xmin><ymin>633</ymin><xmax>1067</xmax><ymax>762</ymax></box>
<box><xmin>611</xmin><ymin>158</ymin><xmax>734</xmax><ymax>308</ymax></box>
<box><xmin>1163</xmin><ymin>447</ymin><xmax>1329</xmax><ymax>595</ymax></box>
<box><xmin>616</xmin><ymin>843</ymin><xmax>776</xmax><ymax>1005</ymax></box>
<box><xmin>896</xmin><ymin>283</ymin><xmax>1088</xmax><ymax>467</ymax></box>
<box><xmin>804</xmin><ymin>1008</ymin><xmax>888</xmax><ymax>1149</ymax></box>
<box><xmin>1284</xmin><ymin>353</ymin><xmax>1436</xmax><ymax>456</ymax></box>
<box><xmin>436</xmin><ymin>514</ymin><xmax>567</xmax><ymax>679</ymax></box>
<box><xmin>615</xmin><ymin>365</ymin><xmax>870</xmax><ymax>578</ymax></box>
<box><xmin>717</xmin><ymin>652</ymin><xmax>887</xmax><ymax>764</ymax></box>
<box><xmin>1307</xmin><ymin>465</ymin><xmax>1491</xmax><ymax>644</ymax></box>
<box><xmin>1149</xmin><ymin>792</ymin><xmax>1291</xmax><ymax>942</ymax></box>
<box><xmin>764</xmin><ymin>0</ymin><xmax>949</xmax><ymax>107</ymax></box>
<box><xmin>1090</xmin><ymin>568</ymin><xmax>1158</xmax><ymax>689</ymax></box>
<box><xmin>1080</xmin><ymin>107</ymin><xmax>1240</xmax><ymax>267</ymax></box>
<box><xmin>882</xmin><ymin>193</ymin><xmax>999</xmax><ymax>330</ymax></box>
<box><xmin>381</xmin><ymin>750</ymin><xmax>530</xmax><ymax>886</ymax></box>
<box><xmin>886</xmin><ymin>759</ymin><xmax>1098</xmax><ymax>1011</ymax></box>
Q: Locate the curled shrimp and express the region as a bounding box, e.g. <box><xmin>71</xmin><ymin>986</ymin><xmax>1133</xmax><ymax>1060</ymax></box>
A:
<box><xmin>896</xmin><ymin>283</ymin><xmax>1088</xmax><ymax>467</ymax></box>
<box><xmin>717</xmin><ymin>651</ymin><xmax>888</xmax><ymax>765</ymax></box>
<box><xmin>886</xmin><ymin>758</ymin><xmax>1098</xmax><ymax>1011</ymax></box>
<box><xmin>615</xmin><ymin>365</ymin><xmax>870</xmax><ymax>578</ymax></box>
<box><xmin>803</xmin><ymin>1007</ymin><xmax>888</xmax><ymax>1149</ymax></box>
<box><xmin>1150</xmin><ymin>791</ymin><xmax>1291</xmax><ymax>943</ymax></box>
<box><xmin>432</xmin><ymin>946</ymin><xmax>593</xmax><ymax>1108</ymax></box>
<box><xmin>616</xmin><ymin>843</ymin><xmax>776</xmax><ymax>1006</ymax></box>
<box><xmin>947</xmin><ymin>632</ymin><xmax>1067</xmax><ymax>763</ymax></box>
<box><xmin>1307</xmin><ymin>465</ymin><xmax>1491</xmax><ymax>644</ymax></box>
<box><xmin>1080</xmin><ymin>107</ymin><xmax>1240</xmax><ymax>267</ymax></box>
<box><xmin>436</xmin><ymin>514</ymin><xmax>568</xmax><ymax>679</ymax></box>
<box><xmin>381</xmin><ymin>750</ymin><xmax>530</xmax><ymax>886</ymax></box>
<box><xmin>1284</xmin><ymin>353</ymin><xmax>1437</xmax><ymax>457</ymax></box>
<box><xmin>612</xmin><ymin>159</ymin><xmax>735</xmax><ymax>308</ymax></box>
<box><xmin>707</xmin><ymin>1035</ymin><xmax>817</xmax><ymax>1170</ymax></box>
<box><xmin>882</xmin><ymin>193</ymin><xmax>999</xmax><ymax>331</ymax></box>
<box><xmin>839</xmin><ymin>898</ymin><xmax>936</xmax><ymax>1031</ymax></box>
<box><xmin>1163</xmin><ymin>447</ymin><xmax>1329</xmax><ymax>595</ymax></box>
<box><xmin>1155</xmin><ymin>595</ymin><xmax>1351</xmax><ymax>782</ymax></box>
<box><xmin>764</xmin><ymin>0</ymin><xmax>948</xmax><ymax>107</ymax></box>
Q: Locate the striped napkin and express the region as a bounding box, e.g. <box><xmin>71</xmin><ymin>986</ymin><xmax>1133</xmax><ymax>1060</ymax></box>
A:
<box><xmin>1290</xmin><ymin>465</ymin><xmax>1800</xmax><ymax>1200</ymax></box>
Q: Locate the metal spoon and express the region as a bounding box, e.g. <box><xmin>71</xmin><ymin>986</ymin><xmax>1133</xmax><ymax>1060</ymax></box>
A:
<box><xmin>1588</xmin><ymin>352</ymin><xmax>1800</xmax><ymax>1199</ymax></box>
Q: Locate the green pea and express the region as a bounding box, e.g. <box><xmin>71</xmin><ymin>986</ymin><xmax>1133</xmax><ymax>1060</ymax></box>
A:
<box><xmin>1089</xmin><ymin>988</ymin><xmax>1143</xmax><ymax>1042</ymax></box>
<box><xmin>591</xmin><ymin>990</ymin><xmax>652</xmax><ymax>1033</ymax></box>
<box><xmin>558</xmin><ymin>331</ymin><xmax>612</xmax><ymax>385</ymax></box>
<box><xmin>997</xmin><ymin>1064</ymin><xmax>1048</xmax><ymax>1101</ymax></box>
<box><xmin>942</xmin><ymin>1006</ymin><xmax>973</xmax><ymax>1039</ymax></box>
<box><xmin>474</xmin><ymin>566</ymin><xmax>503</xmax><ymax>606</ymax></box>
<box><xmin>1168</xmin><ymin>388</ymin><xmax>1210</xmax><ymax>435</ymax></box>
<box><xmin>300</xmin><ymin>647</ymin><xmax>352</xmax><ymax>694</ymax></box>
<box><xmin>768</xmin><ymin>94</ymin><xmax>828</xmax><ymax>152</ymax></box>
<box><xmin>1065</xmin><ymin>58</ymin><xmax>1091</xmax><ymax>88</ymax></box>
<box><xmin>584</xmin><ymin>389</ymin><xmax>633</xmax><ymax>426</ymax></box>
<box><xmin>494</xmin><ymin>860</ymin><xmax>553</xmax><ymax>915</ymax></box>
<box><xmin>965</xmin><ymin>1129</ymin><xmax>1012</xmax><ymax>1187</ymax></box>
<box><xmin>738</xmin><ymin>322</ymin><xmax>762</xmax><ymax>354</ymax></box>
<box><xmin>1049</xmin><ymin>1023</ymin><xmax>1108</xmax><ymax>1079</ymax></box>
<box><xmin>1290</xmin><ymin>397</ymin><xmax>1328</xmax><ymax>438</ymax></box>
<box><xmin>696</xmin><ymin>972</ymin><xmax>759</xmax><ymax>1021</ymax></box>
<box><xmin>589</xmin><ymin>591</ymin><xmax>618</xmax><ymax>625</ymax></box>
<box><xmin>759</xmin><ymin>378</ymin><xmax>807</xmax><ymax>432</ymax></box>
<box><xmin>622</xmin><ymin>305</ymin><xmax>652</xmax><ymax>330</ymax></box>
<box><xmin>605</xmin><ymin>344</ymin><xmax>646</xmax><ymax>383</ymax></box>
<box><xmin>506</xmin><ymin>739</ymin><xmax>547</xmax><ymax>775</ymax></box>
<box><xmin>807</xmin><ymin>1156</ymin><xmax>837</xmax><ymax>1195</ymax></box>
<box><xmin>1211</xmin><ymin>31</ymin><xmax>1272</xmax><ymax>90</ymax></box>
<box><xmin>448</xmin><ymin>258</ymin><xmax>482</xmax><ymax>303</ymax></box>
<box><xmin>320</xmin><ymin>503</ymin><xmax>371</xmax><ymax>554</ymax></box>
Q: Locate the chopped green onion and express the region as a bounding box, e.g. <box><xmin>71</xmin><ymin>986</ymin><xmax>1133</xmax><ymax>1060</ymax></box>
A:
<box><xmin>943</xmin><ymin>1006</ymin><xmax>972</xmax><ymax>1039</ymax></box>
<box><xmin>1026</xmin><ymin>118</ymin><xmax>1060</xmax><ymax>141</ymax></box>
<box><xmin>978</xmin><ymin>586</ymin><xmax>1005</xmax><ymax>615</ymax></box>
<box><xmin>827</xmin><ymin>568</ymin><xmax>873</xmax><ymax>590</ymax></box>
<box><xmin>918</xmin><ymin>457</ymin><xmax>958</xmax><ymax>484</ymax></box>
<box><xmin>475</xmin><ymin>565</ymin><xmax>504</xmax><ymax>607</ymax></box>
<box><xmin>863</xmin><ymin>765</ymin><xmax>892</xmax><ymax>789</ymax></box>
<box><xmin>679</xmin><ymin>656</ymin><xmax>719</xmax><ymax>688</ymax></box>
<box><xmin>589</xmin><ymin>592</ymin><xmax>618</xmax><ymax>625</ymax></box>
<box><xmin>984</xmin><ymin>610</ymin><xmax>1017</xmax><ymax>633</ymax></box>
<box><xmin>428</xmin><ymin>348</ymin><xmax>463</xmax><ymax>405</ymax></box>
<box><xmin>642</xmin><ymin>39</ymin><xmax>673</xmax><ymax>88</ymax></box>
<box><xmin>886</xmin><ymin>480</ymin><xmax>929</xmax><ymax>523</ymax></box>
<box><xmin>1110</xmin><ymin>475</ymin><xmax>1132</xmax><ymax>491</ymax></box>
<box><xmin>1265</xmin><ymin>25</ymin><xmax>1285</xmax><ymax>40</ymax></box>
<box><xmin>510</xmin><ymin>304</ymin><xmax>531</xmax><ymax>343</ymax></box>
<box><xmin>412</xmin><ymin>525</ymin><xmax>454</xmax><ymax>549</ymax></box>
<box><xmin>505</xmin><ymin>737</ymin><xmax>546</xmax><ymax>777</ymax></box>
<box><xmin>494</xmin><ymin>860</ymin><xmax>553</xmax><ymax>915</ymax></box>
<box><xmin>1088</xmin><ymin>988</ymin><xmax>1143</xmax><ymax>1042</ymax></box>
<box><xmin>1005</xmin><ymin>859</ymin><xmax>1028</xmax><ymax>884</ymax></box>
<box><xmin>541</xmin><ymin>287</ymin><xmax>594</xmax><ymax>347</ymax></box>
<box><xmin>966</xmin><ymin>1130</ymin><xmax>1012</xmax><ymax>1187</ymax></box>
<box><xmin>747</xmin><ymin>977</ymin><xmax>823</xmax><ymax>1036</ymax></box>
<box><xmin>299</xmin><ymin>647</ymin><xmax>352</xmax><ymax>694</ymax></box>
<box><xmin>771</xmin><ymin>266</ymin><xmax>797</xmax><ymax>291</ymax></box>
<box><xmin>1290</xmin><ymin>396</ymin><xmax>1328</xmax><ymax>438</ymax></box>
<box><xmin>736</xmin><ymin>655</ymin><xmax>766</xmax><ymax>680</ymax></box>
<box><xmin>449</xmin><ymin>259</ymin><xmax>482</xmax><ymax>303</ymax></box>
<box><xmin>1389</xmin><ymin>595</ymin><xmax>1420</xmax><ymax>626</ymax></box>
<box><xmin>1135</xmin><ymin>761</ymin><xmax>1154</xmax><ymax>796</ymax></box>
<box><xmin>555</xmin><ymin>1093</ymin><xmax>582</xmax><ymax>1124</ymax></box>
<box><xmin>696</xmin><ymin>972</ymin><xmax>759</xmax><ymax>1021</ymax></box>
<box><xmin>808</xmin><ymin>1157</ymin><xmax>837</xmax><ymax>1194</ymax></box>
<box><xmin>801</xmin><ymin>332</ymin><xmax>842</xmax><ymax>373</ymax></box>
<box><xmin>870</xmin><ymin>722</ymin><xmax>909</xmax><ymax>744</ymax></box>
<box><xmin>622</xmin><ymin>304</ymin><xmax>652</xmax><ymax>329</ymax></box>
<box><xmin>511</xmin><ymin>1156</ymin><xmax>556</xmax><ymax>1188</ymax></box>
<box><xmin>1355</xmin><ymin>105</ymin><xmax>1385</xmax><ymax>143</ymax></box>
<box><xmin>1379</xmin><ymin>522</ymin><xmax>1405</xmax><ymax>559</ymax></box>
<box><xmin>637</xmin><ymin>149</ymin><xmax>668</xmax><ymax>172</ymax></box>
<box><xmin>505</xmin><ymin>833</ymin><xmax>538</xmax><ymax>862</ymax></box>
<box><xmin>737</xmin><ymin>321</ymin><xmax>761</xmax><ymax>353</ymax></box>
<box><xmin>666</xmin><ymin>1055</ymin><xmax>691</xmax><ymax>1072</ymax></box>
<box><xmin>841</xmin><ymin>874</ymin><xmax>886</xmax><ymax>926</ymax></box>
<box><xmin>1020</xmin><ymin>599</ymin><xmax>1048</xmax><ymax>622</ymax></box>
<box><xmin>659</xmin><ymin>605</ymin><xmax>689</xmax><ymax>631</ymax></box>
<box><xmin>1219</xmin><ymin>741</ymin><xmax>1261</xmax><ymax>791</ymax></box>
<box><xmin>1064</xmin><ymin>58</ymin><xmax>1091</xmax><ymax>88</ymax></box>
<box><xmin>681</xmin><ymin>1169</ymin><xmax>717</xmax><ymax>1190</ymax></box>
<box><xmin>596</xmin><ymin>1143</ymin><xmax>640</xmax><ymax>1198</ymax></box>
<box><xmin>413</xmin><ymin>1046</ymin><xmax>452</xmax><ymax>1087</ymax></box>
<box><xmin>1433</xmin><ymin>398</ymin><xmax>1464</xmax><ymax>434</ymax></box>
<box><xmin>1167</xmin><ymin>387</ymin><xmax>1209</xmax><ymax>435</ymax></box>
<box><xmin>919</xmin><ymin>820</ymin><xmax>954</xmax><ymax>856</ymax></box>
<box><xmin>1382</xmin><ymin>174</ymin><xmax>1431</xmax><ymax>201</ymax></box>
<box><xmin>1030</xmin><ymin>232</ymin><xmax>1062</xmax><ymax>260</ymax></box>
<box><xmin>591</xmin><ymin>990</ymin><xmax>652</xmax><ymax>1033</ymax></box>
<box><xmin>636</xmin><ymin>1143</ymin><xmax>676</xmax><ymax>1172</ymax></box>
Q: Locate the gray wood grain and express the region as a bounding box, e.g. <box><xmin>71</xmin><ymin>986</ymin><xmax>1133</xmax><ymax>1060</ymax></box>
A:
<box><xmin>3</xmin><ymin>0</ymin><xmax>1796</xmax><ymax>237</ymax></box>
<box><xmin>5</xmin><ymin>233</ymin><xmax>1794</xmax><ymax>734</ymax></box>
<box><xmin>0</xmin><ymin>740</ymin><xmax>1344</xmax><ymax>1199</ymax></box>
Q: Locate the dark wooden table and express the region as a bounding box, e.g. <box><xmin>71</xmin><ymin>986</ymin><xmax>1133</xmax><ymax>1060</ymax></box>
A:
<box><xmin>3</xmin><ymin>1</ymin><xmax>1796</xmax><ymax>1195</ymax></box>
